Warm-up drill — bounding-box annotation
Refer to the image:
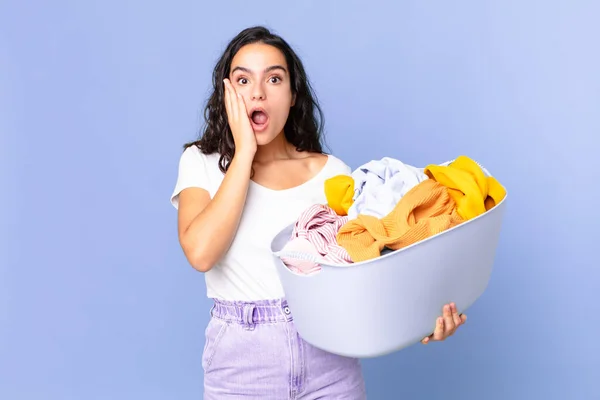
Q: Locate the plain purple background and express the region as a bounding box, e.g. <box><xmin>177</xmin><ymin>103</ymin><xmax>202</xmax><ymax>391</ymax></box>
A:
<box><xmin>1</xmin><ymin>0</ymin><xmax>598</xmax><ymax>398</ymax></box>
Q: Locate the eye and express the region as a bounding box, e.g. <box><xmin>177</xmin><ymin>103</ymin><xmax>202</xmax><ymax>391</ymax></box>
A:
<box><xmin>237</xmin><ymin>77</ymin><xmax>249</xmax><ymax>85</ymax></box>
<box><xmin>269</xmin><ymin>76</ymin><xmax>281</xmax><ymax>84</ymax></box>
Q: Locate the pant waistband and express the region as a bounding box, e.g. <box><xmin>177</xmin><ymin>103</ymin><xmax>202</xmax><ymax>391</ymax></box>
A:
<box><xmin>210</xmin><ymin>298</ymin><xmax>293</xmax><ymax>326</ymax></box>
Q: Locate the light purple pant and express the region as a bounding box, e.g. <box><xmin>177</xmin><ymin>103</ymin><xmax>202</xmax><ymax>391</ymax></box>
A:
<box><xmin>202</xmin><ymin>298</ymin><xmax>366</xmax><ymax>399</ymax></box>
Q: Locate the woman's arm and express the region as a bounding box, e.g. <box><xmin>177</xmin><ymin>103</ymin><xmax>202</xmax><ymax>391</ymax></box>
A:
<box><xmin>177</xmin><ymin>78</ymin><xmax>257</xmax><ymax>273</ymax></box>
<box><xmin>177</xmin><ymin>153</ymin><xmax>253</xmax><ymax>272</ymax></box>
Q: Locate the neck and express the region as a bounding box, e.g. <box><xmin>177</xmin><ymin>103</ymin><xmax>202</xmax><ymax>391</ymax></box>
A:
<box><xmin>253</xmin><ymin>130</ymin><xmax>295</xmax><ymax>163</ymax></box>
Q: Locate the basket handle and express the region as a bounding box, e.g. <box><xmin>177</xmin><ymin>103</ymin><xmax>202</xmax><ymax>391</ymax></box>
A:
<box><xmin>274</xmin><ymin>250</ymin><xmax>323</xmax><ymax>275</ymax></box>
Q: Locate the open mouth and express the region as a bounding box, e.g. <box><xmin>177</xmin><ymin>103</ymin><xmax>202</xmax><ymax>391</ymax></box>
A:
<box><xmin>249</xmin><ymin>108</ymin><xmax>269</xmax><ymax>132</ymax></box>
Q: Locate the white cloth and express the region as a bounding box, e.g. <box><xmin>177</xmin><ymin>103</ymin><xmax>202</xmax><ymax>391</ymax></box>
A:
<box><xmin>170</xmin><ymin>145</ymin><xmax>351</xmax><ymax>301</ymax></box>
<box><xmin>347</xmin><ymin>157</ymin><xmax>428</xmax><ymax>220</ymax></box>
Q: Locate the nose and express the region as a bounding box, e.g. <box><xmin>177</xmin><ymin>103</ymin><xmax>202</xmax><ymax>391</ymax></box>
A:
<box><xmin>251</xmin><ymin>82</ymin><xmax>266</xmax><ymax>101</ymax></box>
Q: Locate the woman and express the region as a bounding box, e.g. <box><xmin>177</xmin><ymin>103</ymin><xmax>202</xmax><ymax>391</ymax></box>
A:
<box><xmin>170</xmin><ymin>25</ymin><xmax>466</xmax><ymax>399</ymax></box>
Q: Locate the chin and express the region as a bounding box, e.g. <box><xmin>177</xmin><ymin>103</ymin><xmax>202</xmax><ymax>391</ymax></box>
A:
<box><xmin>255</xmin><ymin>136</ymin><xmax>277</xmax><ymax>146</ymax></box>
<box><xmin>254</xmin><ymin>129</ymin><xmax>283</xmax><ymax>146</ymax></box>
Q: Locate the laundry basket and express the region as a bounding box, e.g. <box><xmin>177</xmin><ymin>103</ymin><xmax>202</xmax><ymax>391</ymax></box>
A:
<box><xmin>270</xmin><ymin>162</ymin><xmax>507</xmax><ymax>358</ymax></box>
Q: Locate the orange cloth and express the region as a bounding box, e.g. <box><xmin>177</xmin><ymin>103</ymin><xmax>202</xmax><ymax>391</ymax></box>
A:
<box><xmin>336</xmin><ymin>179</ymin><xmax>464</xmax><ymax>262</ymax></box>
<box><xmin>424</xmin><ymin>155</ymin><xmax>506</xmax><ymax>220</ymax></box>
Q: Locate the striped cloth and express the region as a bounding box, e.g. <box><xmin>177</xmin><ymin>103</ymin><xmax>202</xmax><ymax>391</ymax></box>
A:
<box><xmin>279</xmin><ymin>204</ymin><xmax>353</xmax><ymax>275</ymax></box>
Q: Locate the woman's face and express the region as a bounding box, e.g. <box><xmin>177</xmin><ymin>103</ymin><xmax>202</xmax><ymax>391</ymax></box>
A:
<box><xmin>229</xmin><ymin>42</ymin><xmax>295</xmax><ymax>146</ymax></box>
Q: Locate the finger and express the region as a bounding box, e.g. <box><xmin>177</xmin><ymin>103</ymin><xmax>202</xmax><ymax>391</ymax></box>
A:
<box><xmin>460</xmin><ymin>314</ymin><xmax>467</xmax><ymax>324</ymax></box>
<box><xmin>422</xmin><ymin>317</ymin><xmax>438</xmax><ymax>344</ymax></box>
<box><xmin>228</xmin><ymin>80</ymin><xmax>239</xmax><ymax>121</ymax></box>
<box><xmin>225</xmin><ymin>79</ymin><xmax>239</xmax><ymax>121</ymax></box>
<box><xmin>236</xmin><ymin>91</ymin><xmax>249</xmax><ymax>125</ymax></box>
<box><xmin>433</xmin><ymin>317</ymin><xmax>445</xmax><ymax>341</ymax></box>
<box><xmin>223</xmin><ymin>79</ymin><xmax>233</xmax><ymax>121</ymax></box>
<box><xmin>451</xmin><ymin>303</ymin><xmax>462</xmax><ymax>328</ymax></box>
<box><xmin>443</xmin><ymin>304</ymin><xmax>455</xmax><ymax>336</ymax></box>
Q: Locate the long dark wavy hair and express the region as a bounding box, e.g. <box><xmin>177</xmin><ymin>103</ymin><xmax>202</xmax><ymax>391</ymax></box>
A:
<box><xmin>183</xmin><ymin>26</ymin><xmax>328</xmax><ymax>174</ymax></box>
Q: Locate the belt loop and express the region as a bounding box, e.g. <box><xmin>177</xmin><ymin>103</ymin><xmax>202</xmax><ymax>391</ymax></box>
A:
<box><xmin>242</xmin><ymin>304</ymin><xmax>256</xmax><ymax>330</ymax></box>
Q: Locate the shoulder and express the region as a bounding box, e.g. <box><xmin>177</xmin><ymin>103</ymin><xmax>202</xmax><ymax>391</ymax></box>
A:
<box><xmin>170</xmin><ymin>145</ymin><xmax>222</xmax><ymax>208</ymax></box>
<box><xmin>297</xmin><ymin>152</ymin><xmax>351</xmax><ymax>177</ymax></box>
<box><xmin>323</xmin><ymin>153</ymin><xmax>352</xmax><ymax>175</ymax></box>
<box><xmin>180</xmin><ymin>144</ymin><xmax>215</xmax><ymax>163</ymax></box>
<box><xmin>177</xmin><ymin>145</ymin><xmax>221</xmax><ymax>171</ymax></box>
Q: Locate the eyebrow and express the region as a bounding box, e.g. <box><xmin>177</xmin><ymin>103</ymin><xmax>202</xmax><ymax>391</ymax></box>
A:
<box><xmin>230</xmin><ymin>65</ymin><xmax>288</xmax><ymax>75</ymax></box>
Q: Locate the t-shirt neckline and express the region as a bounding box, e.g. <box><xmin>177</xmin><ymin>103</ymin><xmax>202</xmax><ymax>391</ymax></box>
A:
<box><xmin>249</xmin><ymin>154</ymin><xmax>331</xmax><ymax>194</ymax></box>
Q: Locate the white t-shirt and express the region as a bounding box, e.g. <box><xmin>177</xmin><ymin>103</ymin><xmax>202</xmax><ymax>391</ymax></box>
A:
<box><xmin>170</xmin><ymin>145</ymin><xmax>352</xmax><ymax>301</ymax></box>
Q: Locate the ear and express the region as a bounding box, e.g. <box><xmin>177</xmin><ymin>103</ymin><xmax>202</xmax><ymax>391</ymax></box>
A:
<box><xmin>291</xmin><ymin>93</ymin><xmax>297</xmax><ymax>107</ymax></box>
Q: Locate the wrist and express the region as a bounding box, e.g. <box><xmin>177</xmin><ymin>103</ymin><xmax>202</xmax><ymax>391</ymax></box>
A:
<box><xmin>231</xmin><ymin>151</ymin><xmax>254</xmax><ymax>169</ymax></box>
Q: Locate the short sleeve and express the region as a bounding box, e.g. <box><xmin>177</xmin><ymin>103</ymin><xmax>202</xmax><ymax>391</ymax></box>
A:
<box><xmin>170</xmin><ymin>146</ymin><xmax>212</xmax><ymax>209</ymax></box>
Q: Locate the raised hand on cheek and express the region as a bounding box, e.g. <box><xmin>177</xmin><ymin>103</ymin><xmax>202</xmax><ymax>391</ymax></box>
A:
<box><xmin>223</xmin><ymin>78</ymin><xmax>256</xmax><ymax>157</ymax></box>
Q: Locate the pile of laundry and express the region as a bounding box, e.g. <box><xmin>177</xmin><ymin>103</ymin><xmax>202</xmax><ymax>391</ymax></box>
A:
<box><xmin>278</xmin><ymin>155</ymin><xmax>506</xmax><ymax>275</ymax></box>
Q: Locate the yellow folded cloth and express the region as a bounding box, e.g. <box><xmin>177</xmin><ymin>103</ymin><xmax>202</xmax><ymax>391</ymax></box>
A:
<box><xmin>324</xmin><ymin>175</ymin><xmax>355</xmax><ymax>216</ymax></box>
<box><xmin>424</xmin><ymin>155</ymin><xmax>506</xmax><ymax>220</ymax></box>
<box><xmin>336</xmin><ymin>179</ymin><xmax>463</xmax><ymax>262</ymax></box>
